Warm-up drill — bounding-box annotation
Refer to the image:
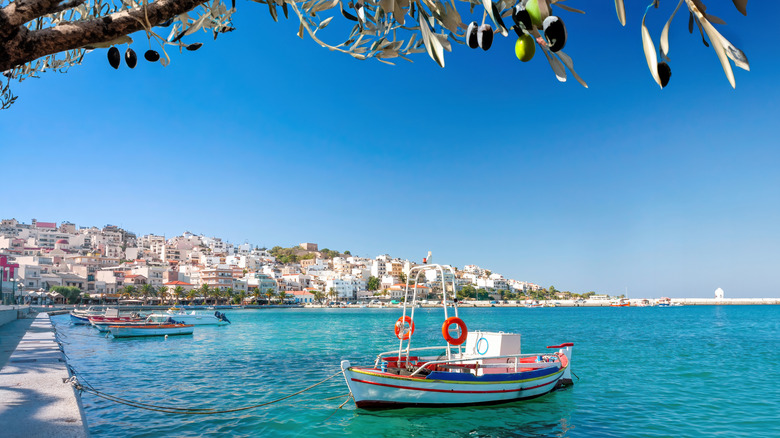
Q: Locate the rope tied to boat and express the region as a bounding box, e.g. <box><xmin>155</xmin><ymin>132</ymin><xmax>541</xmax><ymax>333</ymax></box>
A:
<box><xmin>68</xmin><ymin>370</ymin><xmax>345</xmax><ymax>415</ymax></box>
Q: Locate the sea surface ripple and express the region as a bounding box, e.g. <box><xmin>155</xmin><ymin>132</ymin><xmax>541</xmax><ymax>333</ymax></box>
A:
<box><xmin>52</xmin><ymin>305</ymin><xmax>780</xmax><ymax>437</ymax></box>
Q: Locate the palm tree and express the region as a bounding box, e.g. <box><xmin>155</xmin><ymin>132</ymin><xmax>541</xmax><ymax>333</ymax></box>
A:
<box><xmin>173</xmin><ymin>286</ymin><xmax>184</xmax><ymax>304</ymax></box>
<box><xmin>140</xmin><ymin>284</ymin><xmax>153</xmax><ymax>305</ymax></box>
<box><xmin>311</xmin><ymin>290</ymin><xmax>325</xmax><ymax>304</ymax></box>
<box><xmin>277</xmin><ymin>290</ymin><xmax>287</xmax><ymax>304</ymax></box>
<box><xmin>225</xmin><ymin>287</ymin><xmax>234</xmax><ymax>306</ymax></box>
<box><xmin>158</xmin><ymin>285</ymin><xmax>169</xmax><ymax>304</ymax></box>
<box><xmin>186</xmin><ymin>289</ymin><xmax>197</xmax><ymax>305</ymax></box>
<box><xmin>237</xmin><ymin>291</ymin><xmax>246</xmax><ymax>305</ymax></box>
<box><xmin>210</xmin><ymin>287</ymin><xmax>221</xmax><ymax>305</ymax></box>
<box><xmin>252</xmin><ymin>288</ymin><xmax>261</xmax><ymax>304</ymax></box>
<box><xmin>122</xmin><ymin>285</ymin><xmax>136</xmax><ymax>300</ymax></box>
<box><xmin>199</xmin><ymin>284</ymin><xmax>210</xmax><ymax>305</ymax></box>
<box><xmin>328</xmin><ymin>287</ymin><xmax>338</xmax><ymax>303</ymax></box>
<box><xmin>265</xmin><ymin>288</ymin><xmax>275</xmax><ymax>305</ymax></box>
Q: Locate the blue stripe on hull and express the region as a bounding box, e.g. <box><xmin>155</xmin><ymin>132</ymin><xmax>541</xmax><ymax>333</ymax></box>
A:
<box><xmin>426</xmin><ymin>365</ymin><xmax>559</xmax><ymax>382</ymax></box>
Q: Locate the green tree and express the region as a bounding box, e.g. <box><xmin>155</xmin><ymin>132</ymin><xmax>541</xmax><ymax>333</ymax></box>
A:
<box><xmin>457</xmin><ymin>284</ymin><xmax>476</xmax><ymax>300</ymax></box>
<box><xmin>311</xmin><ymin>290</ymin><xmax>325</xmax><ymax>304</ymax></box>
<box><xmin>186</xmin><ymin>288</ymin><xmax>197</xmax><ymax>304</ymax></box>
<box><xmin>121</xmin><ymin>285</ymin><xmax>136</xmax><ymax>300</ymax></box>
<box><xmin>328</xmin><ymin>287</ymin><xmax>338</xmax><ymax>303</ymax></box>
<box><xmin>140</xmin><ymin>283</ymin><xmax>154</xmax><ymax>304</ymax></box>
<box><xmin>51</xmin><ymin>286</ymin><xmax>82</xmax><ymax>304</ymax></box>
<box><xmin>173</xmin><ymin>286</ymin><xmax>184</xmax><ymax>304</ymax></box>
<box><xmin>367</xmin><ymin>276</ymin><xmax>380</xmax><ymax>291</ymax></box>
<box><xmin>225</xmin><ymin>287</ymin><xmax>234</xmax><ymax>305</ymax></box>
<box><xmin>252</xmin><ymin>288</ymin><xmax>261</xmax><ymax>304</ymax></box>
<box><xmin>277</xmin><ymin>290</ymin><xmax>287</xmax><ymax>304</ymax></box>
<box><xmin>398</xmin><ymin>272</ymin><xmax>407</xmax><ymax>285</ymax></box>
<box><xmin>265</xmin><ymin>288</ymin><xmax>275</xmax><ymax>304</ymax></box>
<box><xmin>199</xmin><ymin>284</ymin><xmax>210</xmax><ymax>304</ymax></box>
<box><xmin>158</xmin><ymin>285</ymin><xmax>169</xmax><ymax>304</ymax></box>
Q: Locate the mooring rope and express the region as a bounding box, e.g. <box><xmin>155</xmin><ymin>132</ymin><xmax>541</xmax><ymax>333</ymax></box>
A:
<box><xmin>69</xmin><ymin>370</ymin><xmax>345</xmax><ymax>415</ymax></box>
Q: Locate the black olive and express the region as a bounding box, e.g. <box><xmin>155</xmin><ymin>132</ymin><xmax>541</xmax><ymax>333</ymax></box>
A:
<box><xmin>125</xmin><ymin>48</ymin><xmax>137</xmax><ymax>69</ymax></box>
<box><xmin>107</xmin><ymin>47</ymin><xmax>120</xmax><ymax>69</ymax></box>
<box><xmin>542</xmin><ymin>16</ymin><xmax>566</xmax><ymax>52</ymax></box>
<box><xmin>512</xmin><ymin>4</ymin><xmax>532</xmax><ymax>37</ymax></box>
<box><xmin>186</xmin><ymin>43</ymin><xmax>203</xmax><ymax>51</ymax></box>
<box><xmin>144</xmin><ymin>50</ymin><xmax>160</xmax><ymax>62</ymax></box>
<box><xmin>478</xmin><ymin>24</ymin><xmax>493</xmax><ymax>51</ymax></box>
<box><xmin>658</xmin><ymin>62</ymin><xmax>672</xmax><ymax>88</ymax></box>
<box><xmin>466</xmin><ymin>22</ymin><xmax>479</xmax><ymax>49</ymax></box>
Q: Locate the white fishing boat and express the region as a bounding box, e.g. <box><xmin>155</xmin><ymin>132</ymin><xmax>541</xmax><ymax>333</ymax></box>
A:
<box><xmin>70</xmin><ymin>306</ymin><xmax>103</xmax><ymax>324</ymax></box>
<box><xmin>340</xmin><ymin>260</ymin><xmax>573</xmax><ymax>409</ymax></box>
<box><xmin>109</xmin><ymin>322</ymin><xmax>194</xmax><ymax>338</ymax></box>
<box><xmin>146</xmin><ymin>309</ymin><xmax>230</xmax><ymax>325</ymax></box>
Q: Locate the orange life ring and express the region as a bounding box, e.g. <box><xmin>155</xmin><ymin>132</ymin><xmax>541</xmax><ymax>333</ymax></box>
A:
<box><xmin>442</xmin><ymin>317</ymin><xmax>468</xmax><ymax>345</ymax></box>
<box><xmin>394</xmin><ymin>316</ymin><xmax>415</xmax><ymax>340</ymax></box>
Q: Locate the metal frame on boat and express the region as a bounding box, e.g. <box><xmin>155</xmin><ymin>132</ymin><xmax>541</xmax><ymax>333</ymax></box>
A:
<box><xmin>341</xmin><ymin>260</ymin><xmax>574</xmax><ymax>409</ymax></box>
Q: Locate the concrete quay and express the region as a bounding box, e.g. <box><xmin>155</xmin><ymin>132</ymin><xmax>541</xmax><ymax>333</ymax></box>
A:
<box><xmin>0</xmin><ymin>311</ymin><xmax>89</xmax><ymax>438</ymax></box>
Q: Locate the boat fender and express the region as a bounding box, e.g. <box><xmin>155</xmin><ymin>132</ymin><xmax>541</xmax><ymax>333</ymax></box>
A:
<box><xmin>394</xmin><ymin>316</ymin><xmax>415</xmax><ymax>340</ymax></box>
<box><xmin>442</xmin><ymin>317</ymin><xmax>468</xmax><ymax>345</ymax></box>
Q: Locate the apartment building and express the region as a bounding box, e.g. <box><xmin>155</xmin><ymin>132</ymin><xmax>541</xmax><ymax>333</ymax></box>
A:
<box><xmin>200</xmin><ymin>265</ymin><xmax>234</xmax><ymax>291</ymax></box>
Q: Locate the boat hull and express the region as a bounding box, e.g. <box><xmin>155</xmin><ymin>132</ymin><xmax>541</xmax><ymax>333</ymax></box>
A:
<box><xmin>341</xmin><ymin>360</ymin><xmax>567</xmax><ymax>409</ymax></box>
<box><xmin>70</xmin><ymin>314</ymin><xmax>91</xmax><ymax>324</ymax></box>
<box><xmin>109</xmin><ymin>324</ymin><xmax>194</xmax><ymax>338</ymax></box>
<box><xmin>148</xmin><ymin>313</ymin><xmax>228</xmax><ymax>325</ymax></box>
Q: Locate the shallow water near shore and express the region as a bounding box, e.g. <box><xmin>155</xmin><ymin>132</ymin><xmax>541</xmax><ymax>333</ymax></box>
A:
<box><xmin>52</xmin><ymin>305</ymin><xmax>780</xmax><ymax>437</ymax></box>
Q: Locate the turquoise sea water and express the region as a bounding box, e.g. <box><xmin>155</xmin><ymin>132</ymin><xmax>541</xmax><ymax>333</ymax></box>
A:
<box><xmin>52</xmin><ymin>306</ymin><xmax>780</xmax><ymax>437</ymax></box>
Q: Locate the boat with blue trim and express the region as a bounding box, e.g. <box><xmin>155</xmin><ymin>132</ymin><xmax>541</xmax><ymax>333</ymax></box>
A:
<box><xmin>341</xmin><ymin>260</ymin><xmax>573</xmax><ymax>409</ymax></box>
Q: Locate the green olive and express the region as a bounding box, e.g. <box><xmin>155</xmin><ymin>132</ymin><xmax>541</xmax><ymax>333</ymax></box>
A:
<box><xmin>515</xmin><ymin>34</ymin><xmax>535</xmax><ymax>62</ymax></box>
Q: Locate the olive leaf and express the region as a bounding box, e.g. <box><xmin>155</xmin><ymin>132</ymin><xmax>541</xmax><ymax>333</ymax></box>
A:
<box><xmin>553</xmin><ymin>3</ymin><xmax>585</xmax><ymax>15</ymax></box>
<box><xmin>641</xmin><ymin>6</ymin><xmax>662</xmax><ymax>88</ymax></box>
<box><xmin>556</xmin><ymin>50</ymin><xmax>587</xmax><ymax>88</ymax></box>
<box><xmin>660</xmin><ymin>0</ymin><xmax>684</xmax><ymax>61</ymax></box>
<box><xmin>732</xmin><ymin>0</ymin><xmax>747</xmax><ymax>16</ymax></box>
<box><xmin>418</xmin><ymin>10</ymin><xmax>445</xmax><ymax>67</ymax></box>
<box><xmin>538</xmin><ymin>40</ymin><xmax>566</xmax><ymax>82</ymax></box>
<box><xmin>685</xmin><ymin>0</ymin><xmax>748</xmax><ymax>87</ymax></box>
<box><xmin>312</xmin><ymin>0</ymin><xmax>340</xmax><ymax>14</ymax></box>
<box><xmin>614</xmin><ymin>0</ymin><xmax>626</xmax><ymax>26</ymax></box>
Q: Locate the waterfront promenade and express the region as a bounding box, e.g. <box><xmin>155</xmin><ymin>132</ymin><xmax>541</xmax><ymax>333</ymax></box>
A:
<box><xmin>0</xmin><ymin>307</ymin><xmax>89</xmax><ymax>438</ymax></box>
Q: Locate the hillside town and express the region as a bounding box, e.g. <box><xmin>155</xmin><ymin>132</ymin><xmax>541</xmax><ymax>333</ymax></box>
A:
<box><xmin>0</xmin><ymin>218</ymin><xmax>552</xmax><ymax>306</ymax></box>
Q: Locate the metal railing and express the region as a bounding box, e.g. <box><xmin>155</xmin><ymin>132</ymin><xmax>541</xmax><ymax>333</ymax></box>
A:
<box><xmin>373</xmin><ymin>345</ymin><xmax>561</xmax><ymax>376</ymax></box>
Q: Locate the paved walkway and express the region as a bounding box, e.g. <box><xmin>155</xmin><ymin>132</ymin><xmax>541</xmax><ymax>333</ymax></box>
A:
<box><xmin>0</xmin><ymin>313</ymin><xmax>89</xmax><ymax>437</ymax></box>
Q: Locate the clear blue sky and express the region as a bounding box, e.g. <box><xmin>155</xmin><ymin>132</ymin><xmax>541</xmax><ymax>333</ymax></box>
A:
<box><xmin>1</xmin><ymin>2</ymin><xmax>779</xmax><ymax>298</ymax></box>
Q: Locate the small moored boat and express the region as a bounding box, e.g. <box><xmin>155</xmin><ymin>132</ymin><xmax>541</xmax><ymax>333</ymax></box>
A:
<box><xmin>146</xmin><ymin>309</ymin><xmax>230</xmax><ymax>325</ymax></box>
<box><xmin>70</xmin><ymin>306</ymin><xmax>104</xmax><ymax>324</ymax></box>
<box><xmin>341</xmin><ymin>260</ymin><xmax>573</xmax><ymax>409</ymax></box>
<box><xmin>109</xmin><ymin>322</ymin><xmax>194</xmax><ymax>338</ymax></box>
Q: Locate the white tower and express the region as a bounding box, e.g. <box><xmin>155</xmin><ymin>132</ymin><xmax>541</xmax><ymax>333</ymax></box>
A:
<box><xmin>715</xmin><ymin>287</ymin><xmax>724</xmax><ymax>301</ymax></box>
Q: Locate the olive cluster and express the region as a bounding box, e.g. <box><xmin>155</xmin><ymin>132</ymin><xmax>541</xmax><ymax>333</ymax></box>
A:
<box><xmin>461</xmin><ymin>0</ymin><xmax>568</xmax><ymax>64</ymax></box>
<box><xmin>465</xmin><ymin>22</ymin><xmax>494</xmax><ymax>51</ymax></box>
<box><xmin>106</xmin><ymin>43</ymin><xmax>203</xmax><ymax>69</ymax></box>
<box><xmin>511</xmin><ymin>0</ymin><xmax>567</xmax><ymax>62</ymax></box>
